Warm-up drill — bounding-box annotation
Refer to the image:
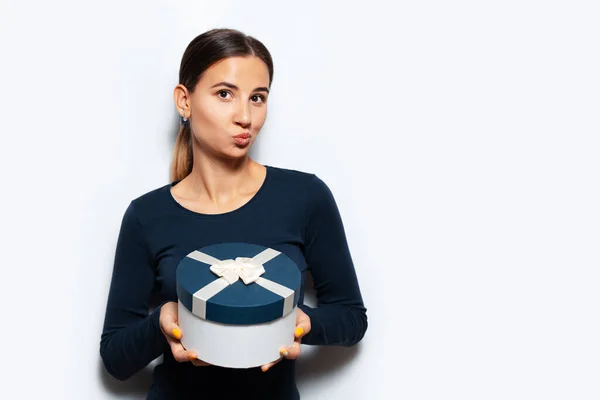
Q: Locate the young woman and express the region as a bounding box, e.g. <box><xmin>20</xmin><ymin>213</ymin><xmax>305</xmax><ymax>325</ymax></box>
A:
<box><xmin>100</xmin><ymin>28</ymin><xmax>367</xmax><ymax>399</ymax></box>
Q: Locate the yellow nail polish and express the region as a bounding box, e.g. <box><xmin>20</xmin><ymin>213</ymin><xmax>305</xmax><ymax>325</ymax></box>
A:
<box><xmin>189</xmin><ymin>354</ymin><xmax>196</xmax><ymax>361</ymax></box>
<box><xmin>295</xmin><ymin>327</ymin><xmax>304</xmax><ymax>338</ymax></box>
<box><xmin>280</xmin><ymin>348</ymin><xmax>289</xmax><ymax>357</ymax></box>
<box><xmin>172</xmin><ymin>328</ymin><xmax>181</xmax><ymax>339</ymax></box>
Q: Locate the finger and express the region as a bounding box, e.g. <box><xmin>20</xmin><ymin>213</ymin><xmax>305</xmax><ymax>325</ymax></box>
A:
<box><xmin>159</xmin><ymin>315</ymin><xmax>182</xmax><ymax>341</ymax></box>
<box><xmin>170</xmin><ymin>344</ymin><xmax>196</xmax><ymax>363</ymax></box>
<box><xmin>163</xmin><ymin>323</ymin><xmax>183</xmax><ymax>340</ymax></box>
<box><xmin>294</xmin><ymin>320</ymin><xmax>310</xmax><ymax>339</ymax></box>
<box><xmin>165</xmin><ymin>335</ymin><xmax>196</xmax><ymax>363</ymax></box>
<box><xmin>261</xmin><ymin>357</ymin><xmax>282</xmax><ymax>372</ymax></box>
<box><xmin>295</xmin><ymin>310</ymin><xmax>311</xmax><ymax>337</ymax></box>
<box><xmin>191</xmin><ymin>358</ymin><xmax>211</xmax><ymax>367</ymax></box>
<box><xmin>280</xmin><ymin>341</ymin><xmax>301</xmax><ymax>360</ymax></box>
<box><xmin>159</xmin><ymin>305</ymin><xmax>182</xmax><ymax>340</ymax></box>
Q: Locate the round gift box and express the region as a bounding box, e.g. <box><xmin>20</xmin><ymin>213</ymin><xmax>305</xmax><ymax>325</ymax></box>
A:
<box><xmin>176</xmin><ymin>242</ymin><xmax>301</xmax><ymax>369</ymax></box>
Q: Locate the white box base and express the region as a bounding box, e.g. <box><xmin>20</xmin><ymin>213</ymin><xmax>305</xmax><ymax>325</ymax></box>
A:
<box><xmin>178</xmin><ymin>302</ymin><xmax>297</xmax><ymax>369</ymax></box>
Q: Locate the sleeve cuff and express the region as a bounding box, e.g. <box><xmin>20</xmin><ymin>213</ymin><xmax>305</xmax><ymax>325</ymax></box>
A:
<box><xmin>298</xmin><ymin>304</ymin><xmax>325</xmax><ymax>345</ymax></box>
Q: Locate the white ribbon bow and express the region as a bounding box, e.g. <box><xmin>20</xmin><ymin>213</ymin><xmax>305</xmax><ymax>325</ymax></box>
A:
<box><xmin>209</xmin><ymin>257</ymin><xmax>266</xmax><ymax>285</ymax></box>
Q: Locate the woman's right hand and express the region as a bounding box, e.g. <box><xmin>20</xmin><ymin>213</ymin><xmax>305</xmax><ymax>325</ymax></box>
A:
<box><xmin>159</xmin><ymin>301</ymin><xmax>210</xmax><ymax>367</ymax></box>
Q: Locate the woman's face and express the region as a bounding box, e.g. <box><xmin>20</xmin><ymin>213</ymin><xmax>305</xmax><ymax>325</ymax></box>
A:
<box><xmin>181</xmin><ymin>56</ymin><xmax>270</xmax><ymax>160</ymax></box>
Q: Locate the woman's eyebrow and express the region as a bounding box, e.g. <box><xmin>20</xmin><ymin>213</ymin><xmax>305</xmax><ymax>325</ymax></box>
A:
<box><xmin>210</xmin><ymin>81</ymin><xmax>270</xmax><ymax>93</ymax></box>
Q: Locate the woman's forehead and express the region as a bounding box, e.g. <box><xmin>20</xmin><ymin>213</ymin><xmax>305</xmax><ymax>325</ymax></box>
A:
<box><xmin>200</xmin><ymin>56</ymin><xmax>270</xmax><ymax>88</ymax></box>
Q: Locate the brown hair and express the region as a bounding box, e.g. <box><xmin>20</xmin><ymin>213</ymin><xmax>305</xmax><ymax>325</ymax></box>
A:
<box><xmin>170</xmin><ymin>28</ymin><xmax>274</xmax><ymax>182</ymax></box>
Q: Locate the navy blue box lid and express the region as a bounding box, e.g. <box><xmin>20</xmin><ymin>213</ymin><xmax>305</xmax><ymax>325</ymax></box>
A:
<box><xmin>176</xmin><ymin>242</ymin><xmax>301</xmax><ymax>325</ymax></box>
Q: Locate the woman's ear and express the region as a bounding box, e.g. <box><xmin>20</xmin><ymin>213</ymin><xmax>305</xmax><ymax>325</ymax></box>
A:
<box><xmin>174</xmin><ymin>84</ymin><xmax>191</xmax><ymax>118</ymax></box>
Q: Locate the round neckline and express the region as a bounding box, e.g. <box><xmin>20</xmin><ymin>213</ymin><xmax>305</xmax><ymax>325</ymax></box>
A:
<box><xmin>166</xmin><ymin>165</ymin><xmax>272</xmax><ymax>219</ymax></box>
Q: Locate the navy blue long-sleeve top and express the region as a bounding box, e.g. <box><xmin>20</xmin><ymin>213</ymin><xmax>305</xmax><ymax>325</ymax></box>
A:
<box><xmin>100</xmin><ymin>165</ymin><xmax>367</xmax><ymax>399</ymax></box>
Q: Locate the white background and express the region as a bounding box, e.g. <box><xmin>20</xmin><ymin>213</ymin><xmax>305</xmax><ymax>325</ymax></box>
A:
<box><xmin>1</xmin><ymin>1</ymin><xmax>598</xmax><ymax>399</ymax></box>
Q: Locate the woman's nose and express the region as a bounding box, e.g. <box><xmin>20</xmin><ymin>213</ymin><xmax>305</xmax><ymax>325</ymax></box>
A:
<box><xmin>234</xmin><ymin>102</ymin><xmax>251</xmax><ymax>127</ymax></box>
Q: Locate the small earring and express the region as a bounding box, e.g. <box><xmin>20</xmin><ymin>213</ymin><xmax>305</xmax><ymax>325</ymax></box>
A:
<box><xmin>180</xmin><ymin>109</ymin><xmax>188</xmax><ymax>126</ymax></box>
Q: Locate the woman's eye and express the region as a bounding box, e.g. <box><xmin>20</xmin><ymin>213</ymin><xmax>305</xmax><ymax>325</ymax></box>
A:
<box><xmin>217</xmin><ymin>90</ymin><xmax>231</xmax><ymax>99</ymax></box>
<box><xmin>251</xmin><ymin>94</ymin><xmax>265</xmax><ymax>104</ymax></box>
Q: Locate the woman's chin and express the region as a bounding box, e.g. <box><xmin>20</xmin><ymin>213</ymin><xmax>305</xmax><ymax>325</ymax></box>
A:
<box><xmin>220</xmin><ymin>146</ymin><xmax>251</xmax><ymax>160</ymax></box>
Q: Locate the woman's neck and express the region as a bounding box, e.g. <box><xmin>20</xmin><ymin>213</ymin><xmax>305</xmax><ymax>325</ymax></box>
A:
<box><xmin>182</xmin><ymin>156</ymin><xmax>263</xmax><ymax>205</ymax></box>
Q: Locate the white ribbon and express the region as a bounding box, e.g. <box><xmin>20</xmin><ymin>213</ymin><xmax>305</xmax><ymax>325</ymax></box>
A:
<box><xmin>186</xmin><ymin>248</ymin><xmax>295</xmax><ymax>321</ymax></box>
<box><xmin>209</xmin><ymin>257</ymin><xmax>266</xmax><ymax>285</ymax></box>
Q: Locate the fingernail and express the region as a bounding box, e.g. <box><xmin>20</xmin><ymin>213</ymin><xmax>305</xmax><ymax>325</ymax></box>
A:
<box><xmin>279</xmin><ymin>348</ymin><xmax>289</xmax><ymax>357</ymax></box>
<box><xmin>188</xmin><ymin>353</ymin><xmax>196</xmax><ymax>361</ymax></box>
<box><xmin>261</xmin><ymin>365</ymin><xmax>268</xmax><ymax>372</ymax></box>
<box><xmin>295</xmin><ymin>327</ymin><xmax>304</xmax><ymax>338</ymax></box>
<box><xmin>172</xmin><ymin>328</ymin><xmax>181</xmax><ymax>339</ymax></box>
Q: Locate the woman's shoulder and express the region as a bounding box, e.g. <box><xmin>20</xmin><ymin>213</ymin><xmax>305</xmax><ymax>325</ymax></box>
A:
<box><xmin>268</xmin><ymin>164</ymin><xmax>330</xmax><ymax>188</ymax></box>
<box><xmin>268</xmin><ymin>164</ymin><xmax>314</xmax><ymax>181</ymax></box>
<box><xmin>267</xmin><ymin>165</ymin><xmax>332</xmax><ymax>199</ymax></box>
<box><xmin>123</xmin><ymin>181</ymin><xmax>174</xmax><ymax>220</ymax></box>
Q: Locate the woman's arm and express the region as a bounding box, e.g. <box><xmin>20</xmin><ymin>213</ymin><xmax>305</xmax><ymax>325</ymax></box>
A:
<box><xmin>99</xmin><ymin>201</ymin><xmax>167</xmax><ymax>381</ymax></box>
<box><xmin>299</xmin><ymin>175</ymin><xmax>368</xmax><ymax>346</ymax></box>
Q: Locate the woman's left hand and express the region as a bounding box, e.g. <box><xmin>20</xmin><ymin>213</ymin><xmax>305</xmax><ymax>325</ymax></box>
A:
<box><xmin>261</xmin><ymin>308</ymin><xmax>311</xmax><ymax>372</ymax></box>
